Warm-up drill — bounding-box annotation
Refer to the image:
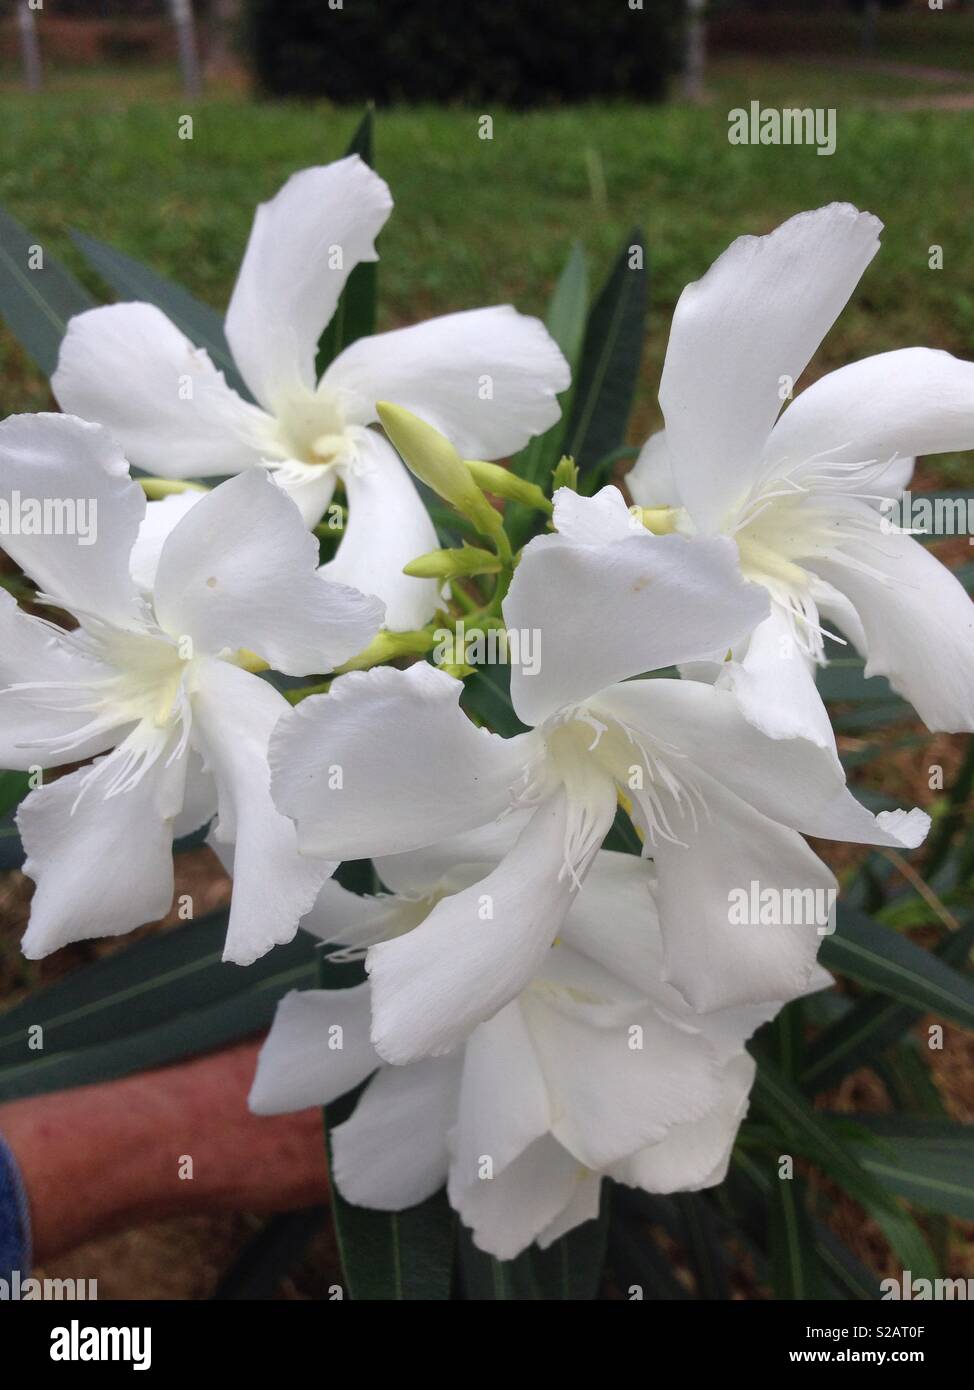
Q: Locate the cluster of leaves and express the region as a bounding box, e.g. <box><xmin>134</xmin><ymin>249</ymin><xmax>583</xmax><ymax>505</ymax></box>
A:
<box><xmin>0</xmin><ymin>112</ymin><xmax>972</xmax><ymax>1300</ymax></box>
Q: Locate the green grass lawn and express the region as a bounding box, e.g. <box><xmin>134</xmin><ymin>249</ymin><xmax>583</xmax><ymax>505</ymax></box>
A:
<box><xmin>1</xmin><ymin>57</ymin><xmax>974</xmax><ymax>458</ymax></box>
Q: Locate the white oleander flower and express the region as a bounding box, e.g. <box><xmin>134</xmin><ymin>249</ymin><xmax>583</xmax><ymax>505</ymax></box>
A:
<box><xmin>0</xmin><ymin>412</ymin><xmax>382</xmax><ymax>962</ymax></box>
<box><xmin>269</xmin><ymin>486</ymin><xmax>928</xmax><ymax>1054</ymax></box>
<box><xmin>627</xmin><ymin>202</ymin><xmax>974</xmax><ymax>746</ymax></box>
<box><xmin>249</xmin><ymin>839</ymin><xmax>829</xmax><ymax>1260</ymax></box>
<box><xmin>52</xmin><ymin>156</ymin><xmax>570</xmax><ymax>629</ymax></box>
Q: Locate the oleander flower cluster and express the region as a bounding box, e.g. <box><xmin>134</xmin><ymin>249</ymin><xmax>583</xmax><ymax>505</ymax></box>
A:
<box><xmin>2</xmin><ymin>161</ymin><xmax>972</xmax><ymax>1259</ymax></box>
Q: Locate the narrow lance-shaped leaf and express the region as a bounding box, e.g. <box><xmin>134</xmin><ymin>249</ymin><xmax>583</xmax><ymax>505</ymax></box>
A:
<box><xmin>510</xmin><ymin>240</ymin><xmax>588</xmax><ymax>503</ymax></box>
<box><xmin>0</xmin><ymin>959</ymin><xmax>319</xmax><ymax>1102</ymax></box>
<box><xmin>69</xmin><ymin>228</ymin><xmax>248</xmax><ymax>398</ymax></box>
<box><xmin>841</xmin><ymin>1115</ymin><xmax>974</xmax><ymax>1224</ymax></box>
<box><xmin>564</xmin><ymin>226</ymin><xmax>647</xmax><ymax>482</ymax></box>
<box><xmin>0</xmin><ymin>204</ymin><xmax>95</xmax><ymax>376</ymax></box>
<box><xmin>769</xmin><ymin>1176</ymin><xmax>824</xmax><ymax>1300</ymax></box>
<box><xmin>321</xmin><ymin>948</ymin><xmax>455</xmax><ymax>1301</ymax></box>
<box><xmin>802</xmin><ymin>920</ymin><xmax>974</xmax><ymax>1092</ymax></box>
<box><xmin>752</xmin><ymin>1058</ymin><xmax>939</xmax><ymax>1283</ymax></box>
<box><xmin>316</xmin><ymin>108</ymin><xmax>377</xmax><ymax>373</ymax></box>
<box><xmin>0</xmin><ymin>770</ymin><xmax>29</xmax><ymax>822</ymax></box>
<box><xmin>818</xmin><ymin>905</ymin><xmax>974</xmax><ymax>1030</ymax></box>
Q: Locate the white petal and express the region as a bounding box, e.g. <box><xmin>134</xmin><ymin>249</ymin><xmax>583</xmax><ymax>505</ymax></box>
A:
<box><xmin>52</xmin><ymin>303</ymin><xmax>272</xmax><ymax>477</ymax></box>
<box><xmin>130</xmin><ymin>492</ymin><xmax>205</xmax><ymax>593</ymax></box>
<box><xmin>647</xmin><ymin>770</ymin><xmax>836</xmax><ymax>1010</ymax></box>
<box><xmin>248</xmin><ymin>985</ymin><xmax>377</xmax><ymax>1114</ymax></box>
<box><xmin>808</xmin><ymin>572</ymin><xmax>868</xmax><ymax>652</ymax></box>
<box><xmin>299</xmin><ymin>875</ymin><xmax>416</xmax><ymax>949</ymax></box>
<box><xmin>715</xmin><ymin>604</ymin><xmax>838</xmax><ymax>753</ymax></box>
<box><xmin>373</xmin><ymin>813</ymin><xmax>529</xmax><ymax>897</ymax></box>
<box><xmin>192</xmin><ymin>660</ymin><xmax>335</xmax><ymax>965</ymax></box>
<box><xmin>659</xmin><ymin>204</ymin><xmax>882</xmax><ymax>532</ymax></box>
<box><xmin>225</xmin><ymin>157</ymin><xmax>393</xmax><ymax>410</ymax></box>
<box><xmin>557</xmin><ymin>851</ymin><xmax>671</xmax><ymax>1002</ymax></box>
<box><xmin>18</xmin><ymin>753</ymin><xmax>180</xmax><ymax>958</ymax></box>
<box><xmin>550</xmin><ymin>483</ymin><xmax>639</xmax><ymax>544</ymax></box>
<box><xmin>613</xmin><ymin>1052</ymin><xmax>755</xmax><ymax>1193</ymax></box>
<box><xmin>270</xmin><ymin>662</ymin><xmax>539</xmax><ymax>859</ymax></box>
<box><xmin>625</xmin><ymin>429</ymin><xmax>677</xmax><ymax>508</ymax></box>
<box><xmin>812</xmin><ymin>523</ymin><xmax>974</xmax><ymax>733</ymax></box>
<box><xmin>449</xmin><ymin>1001</ymin><xmax>552</xmax><ymax>1193</ymax></box>
<box><xmin>0</xmin><ymin>413</ymin><xmax>145</xmax><ymax>628</ymax></box>
<box><xmin>765</xmin><ymin>348</ymin><xmax>974</xmax><ymax>486</ymax></box>
<box><xmin>595</xmin><ymin>677</ymin><xmax>928</xmax><ymax>849</ymax></box>
<box><xmin>153</xmin><ymin>469</ymin><xmax>383</xmax><ymax>674</ymax></box>
<box><xmin>506</xmin><ymin>496</ymin><xmax>768</xmax><ymax>725</ymax></box>
<box><xmin>451</xmin><ymin>1133</ymin><xmax>587</xmax><ymax>1261</ymax></box>
<box><xmin>535</xmin><ymin>1172</ymin><xmax>603</xmax><ymax>1249</ymax></box>
<box><xmin>320</xmin><ymin>431</ymin><xmax>439</xmax><ymax>632</ymax></box>
<box><xmin>323</xmin><ymin>306</ymin><xmax>570</xmax><ymax>457</ymax></box>
<box><xmin>331</xmin><ymin>1055</ymin><xmax>460</xmax><ymax>1210</ymax></box>
<box><xmin>366</xmin><ymin>792</ymin><xmax>580</xmax><ymax>1064</ymax></box>
<box><xmin>0</xmin><ymin>590</ymin><xmax>120</xmax><ymax>769</ymax></box>
<box><xmin>273</xmin><ymin>464</ymin><xmax>337</xmax><ymax>528</ymax></box>
<box><xmin>522</xmin><ymin>993</ymin><xmax>720</xmax><ymax>1169</ymax></box>
<box><xmin>173</xmin><ymin>748</ymin><xmax>216</xmax><ymax>838</ymax></box>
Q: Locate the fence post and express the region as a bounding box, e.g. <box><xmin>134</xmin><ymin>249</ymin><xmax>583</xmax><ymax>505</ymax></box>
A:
<box><xmin>683</xmin><ymin>0</ymin><xmax>707</xmax><ymax>104</ymax></box>
<box><xmin>17</xmin><ymin>2</ymin><xmax>43</xmax><ymax>93</ymax></box>
<box><xmin>169</xmin><ymin>0</ymin><xmax>202</xmax><ymax>99</ymax></box>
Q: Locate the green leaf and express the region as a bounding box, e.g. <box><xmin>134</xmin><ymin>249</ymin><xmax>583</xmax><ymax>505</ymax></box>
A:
<box><xmin>731</xmin><ymin>1150</ymin><xmax>881</xmax><ymax>1299</ymax></box>
<box><xmin>818</xmin><ymin>906</ymin><xmax>974</xmax><ymax>1031</ymax></box>
<box><xmin>0</xmin><ymin>825</ymin><xmax>24</xmax><ymax>872</ymax></box>
<box><xmin>0</xmin><ymin>911</ymin><xmax>322</xmax><ymax>1099</ymax></box>
<box><xmin>506</xmin><ymin>242</ymin><xmax>589</xmax><ymax>548</ymax></box>
<box><xmin>678</xmin><ymin>1193</ymin><xmax>729</xmax><ymax>1300</ymax></box>
<box><xmin>0</xmin><ymin>770</ymin><xmax>29</xmax><ymax>821</ymax></box>
<box><xmin>831</xmin><ymin>704</ymin><xmax>914</xmax><ymax>733</ymax></box>
<box><xmin>325</xmin><ymin>1084</ymin><xmax>455</xmax><ymax>1300</ymax></box>
<box><xmin>607</xmin><ymin>1196</ymin><xmax>691</xmax><ymax>1301</ymax></box>
<box><xmin>0</xmin><ymin>967</ymin><xmax>316</xmax><ymax>1102</ymax></box>
<box><xmin>816</xmin><ymin>658</ymin><xmax>901</xmax><ymax>704</ymax></box>
<box><xmin>924</xmin><ymin>735</ymin><xmax>974</xmax><ymax>881</ymax></box>
<box><xmin>456</xmin><ymin>1189</ymin><xmax>609</xmax><ymax>1300</ymax></box>
<box><xmin>457</xmin><ymin>1229</ymin><xmax>540</xmax><ymax>1299</ymax></box>
<box><xmin>752</xmin><ymin>1059</ymin><xmax>938</xmax><ymax>1282</ymax></box>
<box><xmin>769</xmin><ymin>1177</ymin><xmax>820</xmax><ymax>1300</ymax></box>
<box><xmin>842</xmin><ymin>1115</ymin><xmax>974</xmax><ymax>1223</ymax></box>
<box><xmin>0</xmin><ymin>204</ymin><xmax>95</xmax><ymax>376</ymax></box>
<box><xmin>811</xmin><ymin>1220</ymin><xmax>883</xmax><ymax>1300</ymax></box>
<box><xmin>803</xmin><ymin>921</ymin><xmax>974</xmax><ymax>1091</ymax></box>
<box><xmin>461</xmin><ymin>663</ymin><xmax>528</xmax><ymax>737</ymax></box>
<box><xmin>770</xmin><ymin>997</ymin><xmax>806</xmax><ymax>1079</ymax></box>
<box><xmin>69</xmin><ymin>228</ymin><xmax>248</xmax><ymax>398</ymax></box>
<box><xmin>0</xmin><ymin>907</ymin><xmax>227</xmax><ymax>1058</ymax></box>
<box><xmin>512</xmin><ymin>243</ymin><xmax>588</xmax><ymax>490</ymax></box>
<box><xmin>333</xmin><ymin>1190</ymin><xmax>456</xmax><ymax>1301</ymax></box>
<box><xmin>530</xmin><ymin>1188</ymin><xmax>610</xmax><ymax>1299</ymax></box>
<box><xmin>564</xmin><ymin>228</ymin><xmax>647</xmax><ymax>481</ymax></box>
<box><xmin>316</xmin><ymin>110</ymin><xmax>377</xmax><ymax>371</ymax></box>
<box><xmin>601</xmin><ymin>801</ymin><xmax>642</xmax><ymax>857</ymax></box>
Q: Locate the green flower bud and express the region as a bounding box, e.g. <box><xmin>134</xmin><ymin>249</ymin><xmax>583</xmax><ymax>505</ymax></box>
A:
<box><xmin>377</xmin><ymin>403</ymin><xmax>508</xmax><ymax>553</ymax></box>
<box><xmin>464</xmin><ymin>460</ymin><xmax>552</xmax><ymax>515</ymax></box>
<box><xmin>404</xmin><ymin>545</ymin><xmax>503</xmax><ymax>579</ymax></box>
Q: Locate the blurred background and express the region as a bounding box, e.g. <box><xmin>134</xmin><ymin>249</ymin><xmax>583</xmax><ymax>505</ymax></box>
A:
<box><xmin>0</xmin><ymin>0</ymin><xmax>972</xmax><ymax>1299</ymax></box>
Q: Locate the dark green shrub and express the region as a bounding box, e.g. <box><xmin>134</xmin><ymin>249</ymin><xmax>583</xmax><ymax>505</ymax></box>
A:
<box><xmin>246</xmin><ymin>0</ymin><xmax>675</xmax><ymax>106</ymax></box>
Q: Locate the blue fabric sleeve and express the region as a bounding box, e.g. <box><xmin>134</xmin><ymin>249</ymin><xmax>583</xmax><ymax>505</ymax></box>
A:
<box><xmin>0</xmin><ymin>1132</ymin><xmax>32</xmax><ymax>1279</ymax></box>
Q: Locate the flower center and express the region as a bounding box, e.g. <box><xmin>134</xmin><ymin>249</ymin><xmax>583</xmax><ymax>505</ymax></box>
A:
<box><xmin>10</xmin><ymin>621</ymin><xmax>197</xmax><ymax>799</ymax></box>
<box><xmin>274</xmin><ymin>386</ymin><xmax>350</xmax><ymax>471</ymax></box>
